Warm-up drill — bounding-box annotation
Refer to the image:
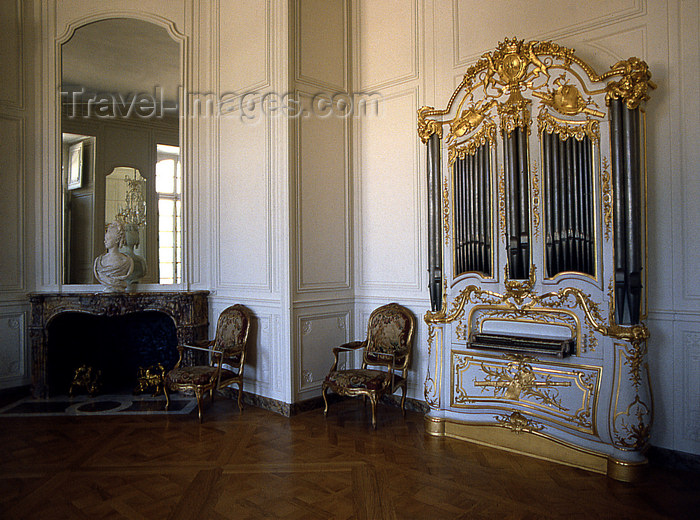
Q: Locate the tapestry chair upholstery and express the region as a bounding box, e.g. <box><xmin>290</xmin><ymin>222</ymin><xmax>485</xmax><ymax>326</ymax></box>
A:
<box><xmin>164</xmin><ymin>304</ymin><xmax>251</xmax><ymax>422</ymax></box>
<box><xmin>322</xmin><ymin>302</ymin><xmax>415</xmax><ymax>429</ymax></box>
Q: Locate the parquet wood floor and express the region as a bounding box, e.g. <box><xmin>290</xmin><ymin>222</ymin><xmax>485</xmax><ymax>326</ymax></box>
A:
<box><xmin>1</xmin><ymin>397</ymin><xmax>699</xmax><ymax>519</ymax></box>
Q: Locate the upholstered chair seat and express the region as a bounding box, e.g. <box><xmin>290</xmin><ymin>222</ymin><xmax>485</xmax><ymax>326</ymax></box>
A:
<box><xmin>164</xmin><ymin>304</ymin><xmax>251</xmax><ymax>422</ymax></box>
<box><xmin>322</xmin><ymin>303</ymin><xmax>415</xmax><ymax>428</ymax></box>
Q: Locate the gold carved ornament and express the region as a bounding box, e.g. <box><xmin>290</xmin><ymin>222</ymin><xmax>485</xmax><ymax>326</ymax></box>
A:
<box><xmin>474</xmin><ymin>355</ymin><xmax>570</xmax><ymax>410</ymax></box>
<box><xmin>425</xmin><ymin>265</ymin><xmax>649</xmax><ymax>346</ymax></box>
<box><xmin>453</xmin><ymin>351</ymin><xmax>599</xmax><ymax>431</ymax></box>
<box><xmin>537</xmin><ymin>109</ymin><xmax>600</xmax><ymax>142</ymax></box>
<box><xmin>604</xmin><ymin>57</ymin><xmax>656</xmax><ymax>110</ymax></box>
<box><xmin>531</xmin><ymin>162</ymin><xmax>541</xmax><ymax>238</ymax></box>
<box><xmin>418</xmin><ymin>39</ymin><xmax>655</xmax><ymax>148</ymax></box>
<box><xmin>443</xmin><ymin>176</ymin><xmax>450</xmax><ymax>245</ymax></box>
<box><xmin>417</xmin><ymin>106</ymin><xmax>443</xmax><ymax>143</ymax></box>
<box><xmin>495</xmin><ymin>411</ymin><xmax>545</xmax><ymax>433</ymax></box>
<box><xmin>601</xmin><ymin>156</ymin><xmax>613</xmax><ymax>241</ymax></box>
<box><xmin>448</xmin><ymin>121</ymin><xmax>497</xmax><ymax>164</ymax></box>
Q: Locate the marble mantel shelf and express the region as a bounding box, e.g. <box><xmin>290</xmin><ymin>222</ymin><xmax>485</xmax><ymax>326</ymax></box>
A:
<box><xmin>29</xmin><ymin>291</ymin><xmax>209</xmax><ymax>398</ymax></box>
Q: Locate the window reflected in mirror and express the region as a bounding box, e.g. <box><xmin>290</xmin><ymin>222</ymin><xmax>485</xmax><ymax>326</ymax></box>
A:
<box><xmin>156</xmin><ymin>144</ymin><xmax>182</xmax><ymax>284</ymax></box>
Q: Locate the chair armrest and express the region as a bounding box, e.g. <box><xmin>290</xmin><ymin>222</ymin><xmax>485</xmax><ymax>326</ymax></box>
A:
<box><xmin>173</xmin><ymin>343</ymin><xmax>221</xmax><ymax>369</ymax></box>
<box><xmin>332</xmin><ymin>340</ymin><xmax>365</xmax><ymax>356</ymax></box>
<box><xmin>329</xmin><ymin>341</ymin><xmax>365</xmax><ymax>372</ymax></box>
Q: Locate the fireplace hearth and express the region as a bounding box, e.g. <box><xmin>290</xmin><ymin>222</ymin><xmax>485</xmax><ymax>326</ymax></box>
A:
<box><xmin>30</xmin><ymin>291</ymin><xmax>209</xmax><ymax>397</ymax></box>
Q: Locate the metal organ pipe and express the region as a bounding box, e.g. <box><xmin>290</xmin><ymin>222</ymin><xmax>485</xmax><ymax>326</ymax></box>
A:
<box><xmin>426</xmin><ymin>133</ymin><xmax>442</xmax><ymax>312</ymax></box>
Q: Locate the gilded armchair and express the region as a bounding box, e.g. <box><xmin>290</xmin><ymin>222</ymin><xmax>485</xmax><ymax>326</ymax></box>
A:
<box><xmin>164</xmin><ymin>304</ymin><xmax>251</xmax><ymax>422</ymax></box>
<box><xmin>322</xmin><ymin>303</ymin><xmax>415</xmax><ymax>429</ymax></box>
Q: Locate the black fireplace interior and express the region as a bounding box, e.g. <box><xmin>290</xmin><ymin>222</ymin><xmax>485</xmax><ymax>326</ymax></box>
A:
<box><xmin>47</xmin><ymin>311</ymin><xmax>178</xmax><ymax>395</ymax></box>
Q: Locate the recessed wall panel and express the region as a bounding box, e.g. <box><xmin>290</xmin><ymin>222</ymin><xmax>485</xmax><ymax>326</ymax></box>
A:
<box><xmin>357</xmin><ymin>0</ymin><xmax>417</xmax><ymax>89</ymax></box>
<box><xmin>298</xmin><ymin>0</ymin><xmax>346</xmax><ymax>89</ymax></box>
<box><xmin>217</xmin><ymin>115</ymin><xmax>271</xmax><ymax>289</ymax></box>
<box><xmin>0</xmin><ymin>0</ymin><xmax>21</xmax><ymax>107</ymax></box>
<box><xmin>357</xmin><ymin>89</ymin><xmax>420</xmax><ymax>289</ymax></box>
<box><xmin>219</xmin><ymin>0</ymin><xmax>270</xmax><ymax>93</ymax></box>
<box><xmin>454</xmin><ymin>0</ymin><xmax>642</xmax><ymax>66</ymax></box>
<box><xmin>297</xmin><ymin>93</ymin><xmax>349</xmax><ymax>291</ymax></box>
<box><xmin>0</xmin><ymin>117</ymin><xmax>23</xmax><ymax>290</ymax></box>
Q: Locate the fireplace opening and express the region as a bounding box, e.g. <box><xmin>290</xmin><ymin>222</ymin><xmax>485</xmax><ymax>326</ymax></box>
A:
<box><xmin>47</xmin><ymin>311</ymin><xmax>178</xmax><ymax>396</ymax></box>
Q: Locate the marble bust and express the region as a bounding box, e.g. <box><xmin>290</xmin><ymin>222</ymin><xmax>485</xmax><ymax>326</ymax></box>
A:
<box><xmin>94</xmin><ymin>221</ymin><xmax>134</xmax><ymax>292</ymax></box>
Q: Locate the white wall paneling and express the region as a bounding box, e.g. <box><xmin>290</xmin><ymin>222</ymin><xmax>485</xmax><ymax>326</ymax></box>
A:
<box><xmin>294</xmin><ymin>308</ymin><xmax>351</xmax><ymax>401</ymax></box>
<box><xmin>0</xmin><ymin>307</ymin><xmax>28</xmax><ymax>389</ymax></box>
<box><xmin>356</xmin><ymin>0</ymin><xmax>419</xmax><ymax>90</ymax></box>
<box><xmin>355</xmin><ymin>87</ymin><xmax>423</xmax><ymax>294</ymax></box>
<box><xmin>0</xmin><ymin>115</ymin><xmax>25</xmax><ymax>293</ymax></box>
<box><xmin>294</xmin><ymin>90</ymin><xmax>351</xmax><ymax>295</ymax></box>
<box><xmin>296</xmin><ymin>0</ymin><xmax>347</xmax><ymax>90</ymax></box>
<box><xmin>0</xmin><ymin>0</ymin><xmax>23</xmax><ymax>109</ymax></box>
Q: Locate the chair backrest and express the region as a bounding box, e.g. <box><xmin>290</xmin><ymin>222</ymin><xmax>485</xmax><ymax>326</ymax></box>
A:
<box><xmin>362</xmin><ymin>303</ymin><xmax>414</xmax><ymax>371</ymax></box>
<box><xmin>213</xmin><ymin>305</ymin><xmax>251</xmax><ymax>360</ymax></box>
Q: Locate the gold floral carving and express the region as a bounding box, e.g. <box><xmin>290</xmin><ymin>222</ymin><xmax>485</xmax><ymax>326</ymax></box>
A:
<box><xmin>497</xmin><ymin>93</ymin><xmax>531</xmax><ymax>136</ymax></box>
<box><xmin>417</xmin><ymin>39</ymin><xmax>654</xmax><ymax>144</ymax></box>
<box><xmin>613</xmin><ymin>394</ymin><xmax>652</xmax><ymax>450</ymax></box>
<box><xmin>475</xmin><ymin>355</ymin><xmax>571</xmax><ymax>410</ymax></box>
<box><xmin>605</xmin><ymin>57</ymin><xmax>656</xmax><ymax>110</ymax></box>
<box><xmin>537</xmin><ymin>109</ymin><xmax>600</xmax><ymax>142</ymax></box>
<box><xmin>495</xmin><ymin>411</ymin><xmax>545</xmax><ymax>433</ymax></box>
<box><xmin>601</xmin><ymin>157</ymin><xmax>613</xmax><ymax>241</ymax></box>
<box><xmin>443</xmin><ymin>176</ymin><xmax>450</xmax><ymax>245</ymax></box>
<box><xmin>425</xmin><ymin>265</ymin><xmax>649</xmax><ymax>348</ymax></box>
<box><xmin>417</xmin><ymin>106</ymin><xmax>443</xmax><ymax>143</ymax></box>
<box><xmin>498</xmin><ymin>167</ymin><xmax>507</xmax><ymax>245</ymax></box>
<box><xmin>448</xmin><ymin>122</ymin><xmax>497</xmax><ymax>164</ymax></box>
<box><xmin>531</xmin><ymin>162</ymin><xmax>541</xmax><ymax>238</ymax></box>
<box><xmin>455</xmin><ymin>319</ymin><xmax>467</xmax><ymax>341</ymax></box>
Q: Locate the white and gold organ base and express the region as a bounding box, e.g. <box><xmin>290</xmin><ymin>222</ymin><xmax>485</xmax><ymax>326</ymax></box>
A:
<box><xmin>417</xmin><ymin>39</ymin><xmax>654</xmax><ymax>482</ymax></box>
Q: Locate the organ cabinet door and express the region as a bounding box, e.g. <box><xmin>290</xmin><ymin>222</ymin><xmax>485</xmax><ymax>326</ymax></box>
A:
<box><xmin>417</xmin><ymin>38</ymin><xmax>655</xmax><ymax>482</ymax></box>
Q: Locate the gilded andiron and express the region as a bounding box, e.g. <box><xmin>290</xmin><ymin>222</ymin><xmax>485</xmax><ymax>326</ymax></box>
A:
<box><xmin>418</xmin><ymin>37</ymin><xmax>654</xmax><ymax>481</ymax></box>
<box><xmin>134</xmin><ymin>363</ymin><xmax>166</xmax><ymax>396</ymax></box>
<box><xmin>69</xmin><ymin>365</ymin><xmax>102</xmax><ymax>397</ymax></box>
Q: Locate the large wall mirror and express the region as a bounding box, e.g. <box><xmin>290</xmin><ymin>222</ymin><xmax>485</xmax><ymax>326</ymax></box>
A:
<box><xmin>60</xmin><ymin>18</ymin><xmax>182</xmax><ymax>286</ymax></box>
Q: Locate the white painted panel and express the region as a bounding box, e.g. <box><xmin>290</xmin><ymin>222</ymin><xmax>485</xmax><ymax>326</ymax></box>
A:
<box><xmin>679</xmin><ymin>3</ymin><xmax>700</xmax><ymax>301</ymax></box>
<box><xmin>217</xmin><ymin>115</ymin><xmax>271</xmax><ymax>289</ymax></box>
<box><xmin>297</xmin><ymin>93</ymin><xmax>349</xmax><ymax>291</ymax></box>
<box><xmin>453</xmin><ymin>0</ymin><xmax>642</xmax><ymax>66</ymax></box>
<box><xmin>357</xmin><ymin>0</ymin><xmax>417</xmax><ymax>89</ymax></box>
<box><xmin>357</xmin><ymin>89</ymin><xmax>421</xmax><ymax>290</ymax></box>
<box><xmin>0</xmin><ymin>312</ymin><xmax>26</xmax><ymax>386</ymax></box>
<box><xmin>0</xmin><ymin>0</ymin><xmax>21</xmax><ymax>107</ymax></box>
<box><xmin>0</xmin><ymin>116</ymin><xmax>23</xmax><ymax>291</ymax></box>
<box><xmin>298</xmin><ymin>312</ymin><xmax>349</xmax><ymax>396</ymax></box>
<box><xmin>679</xmin><ymin>329</ymin><xmax>700</xmax><ymax>454</ymax></box>
<box><xmin>298</xmin><ymin>0</ymin><xmax>346</xmax><ymax>89</ymax></box>
<box><xmin>218</xmin><ymin>0</ymin><xmax>270</xmax><ymax>93</ymax></box>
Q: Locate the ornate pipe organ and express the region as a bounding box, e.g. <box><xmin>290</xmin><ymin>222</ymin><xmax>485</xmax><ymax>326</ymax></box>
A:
<box><xmin>418</xmin><ymin>38</ymin><xmax>655</xmax><ymax>481</ymax></box>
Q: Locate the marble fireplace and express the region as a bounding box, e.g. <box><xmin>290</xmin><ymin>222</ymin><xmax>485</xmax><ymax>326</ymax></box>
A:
<box><xmin>29</xmin><ymin>291</ymin><xmax>209</xmax><ymax>398</ymax></box>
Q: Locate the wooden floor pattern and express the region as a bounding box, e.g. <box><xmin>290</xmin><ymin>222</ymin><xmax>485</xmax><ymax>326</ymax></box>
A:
<box><xmin>1</xmin><ymin>397</ymin><xmax>699</xmax><ymax>519</ymax></box>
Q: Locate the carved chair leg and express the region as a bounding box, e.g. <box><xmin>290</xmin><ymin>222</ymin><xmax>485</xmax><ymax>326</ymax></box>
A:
<box><xmin>164</xmin><ymin>384</ymin><xmax>170</xmax><ymax>410</ymax></box>
<box><xmin>195</xmin><ymin>387</ymin><xmax>204</xmax><ymax>423</ymax></box>
<box><xmin>400</xmin><ymin>384</ymin><xmax>407</xmax><ymax>417</ymax></box>
<box><xmin>237</xmin><ymin>381</ymin><xmax>244</xmax><ymax>413</ymax></box>
<box><xmin>369</xmin><ymin>395</ymin><xmax>378</xmax><ymax>429</ymax></box>
<box><xmin>322</xmin><ymin>384</ymin><xmax>330</xmax><ymax>416</ymax></box>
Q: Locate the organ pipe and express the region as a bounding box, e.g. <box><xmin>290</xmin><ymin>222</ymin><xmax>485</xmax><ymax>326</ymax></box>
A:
<box><xmin>427</xmin><ymin>133</ymin><xmax>442</xmax><ymax>312</ymax></box>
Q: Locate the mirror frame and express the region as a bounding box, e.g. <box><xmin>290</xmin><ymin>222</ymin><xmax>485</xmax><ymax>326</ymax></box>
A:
<box><xmin>49</xmin><ymin>12</ymin><xmax>188</xmax><ymax>291</ymax></box>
